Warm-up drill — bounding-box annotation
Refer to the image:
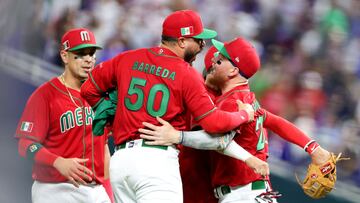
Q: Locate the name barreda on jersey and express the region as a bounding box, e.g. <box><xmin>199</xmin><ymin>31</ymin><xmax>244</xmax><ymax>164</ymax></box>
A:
<box><xmin>60</xmin><ymin>107</ymin><xmax>94</xmax><ymax>133</ymax></box>
<box><xmin>132</xmin><ymin>61</ymin><xmax>176</xmax><ymax>81</ymax></box>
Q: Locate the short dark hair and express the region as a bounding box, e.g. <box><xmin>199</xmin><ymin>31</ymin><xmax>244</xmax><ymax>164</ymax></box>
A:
<box><xmin>161</xmin><ymin>35</ymin><xmax>178</xmax><ymax>44</ymax></box>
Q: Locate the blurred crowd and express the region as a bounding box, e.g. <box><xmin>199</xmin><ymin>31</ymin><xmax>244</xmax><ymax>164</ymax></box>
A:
<box><xmin>4</xmin><ymin>0</ymin><xmax>360</xmax><ymax>187</ymax></box>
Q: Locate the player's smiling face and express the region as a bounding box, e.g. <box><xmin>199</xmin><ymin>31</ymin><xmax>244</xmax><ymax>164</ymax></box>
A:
<box><xmin>206</xmin><ymin>54</ymin><xmax>233</xmax><ymax>89</ymax></box>
<box><xmin>61</xmin><ymin>47</ymin><xmax>97</xmax><ymax>80</ymax></box>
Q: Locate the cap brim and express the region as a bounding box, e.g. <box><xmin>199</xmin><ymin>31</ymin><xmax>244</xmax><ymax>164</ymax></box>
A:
<box><xmin>211</xmin><ymin>39</ymin><xmax>231</xmax><ymax>59</ymax></box>
<box><xmin>69</xmin><ymin>44</ymin><xmax>103</xmax><ymax>51</ymax></box>
<box><xmin>193</xmin><ymin>28</ymin><xmax>217</xmax><ymax>39</ymax></box>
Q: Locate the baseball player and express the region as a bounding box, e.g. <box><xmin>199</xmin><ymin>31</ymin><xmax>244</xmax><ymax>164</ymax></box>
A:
<box><xmin>80</xmin><ymin>10</ymin><xmax>255</xmax><ymax>203</ymax></box>
<box><xmin>15</xmin><ymin>28</ymin><xmax>113</xmax><ymax>203</ymax></box>
<box><xmin>137</xmin><ymin>46</ymin><xmax>267</xmax><ymax>203</ymax></box>
<box><xmin>138</xmin><ymin>38</ymin><xmax>333</xmax><ymax>203</ymax></box>
<box><xmin>207</xmin><ymin>37</ymin><xmax>331</xmax><ymax>203</ymax></box>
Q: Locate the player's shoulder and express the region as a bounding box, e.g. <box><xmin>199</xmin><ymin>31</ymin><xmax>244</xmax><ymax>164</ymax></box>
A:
<box><xmin>24</xmin><ymin>78</ymin><xmax>57</xmax><ymax>105</ymax></box>
<box><xmin>31</xmin><ymin>78</ymin><xmax>58</xmax><ymax>97</ymax></box>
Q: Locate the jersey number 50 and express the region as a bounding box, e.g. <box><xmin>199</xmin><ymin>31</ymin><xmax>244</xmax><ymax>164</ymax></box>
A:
<box><xmin>125</xmin><ymin>77</ymin><xmax>170</xmax><ymax>117</ymax></box>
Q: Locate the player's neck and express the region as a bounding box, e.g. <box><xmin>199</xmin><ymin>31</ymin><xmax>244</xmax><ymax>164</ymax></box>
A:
<box><xmin>59</xmin><ymin>73</ymin><xmax>82</xmax><ymax>91</ymax></box>
<box><xmin>160</xmin><ymin>43</ymin><xmax>184</xmax><ymax>59</ymax></box>
<box><xmin>221</xmin><ymin>77</ymin><xmax>248</xmax><ymax>94</ymax></box>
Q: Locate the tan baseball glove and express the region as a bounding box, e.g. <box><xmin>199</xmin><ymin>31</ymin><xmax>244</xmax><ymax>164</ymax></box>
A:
<box><xmin>296</xmin><ymin>153</ymin><xmax>349</xmax><ymax>199</ymax></box>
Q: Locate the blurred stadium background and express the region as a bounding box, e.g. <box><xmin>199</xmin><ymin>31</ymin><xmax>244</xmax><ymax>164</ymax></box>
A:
<box><xmin>1</xmin><ymin>0</ymin><xmax>359</xmax><ymax>202</ymax></box>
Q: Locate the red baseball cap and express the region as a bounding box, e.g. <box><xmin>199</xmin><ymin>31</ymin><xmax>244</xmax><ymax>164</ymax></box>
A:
<box><xmin>162</xmin><ymin>10</ymin><xmax>217</xmax><ymax>39</ymax></box>
<box><xmin>212</xmin><ymin>37</ymin><xmax>260</xmax><ymax>78</ymax></box>
<box><xmin>204</xmin><ymin>46</ymin><xmax>217</xmax><ymax>71</ymax></box>
<box><xmin>61</xmin><ymin>28</ymin><xmax>102</xmax><ymax>51</ymax></box>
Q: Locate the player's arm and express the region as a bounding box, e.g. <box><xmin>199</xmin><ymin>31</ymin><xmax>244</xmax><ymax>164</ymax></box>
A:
<box><xmin>81</xmin><ymin>55</ymin><xmax>120</xmax><ymax>107</ymax></box>
<box><xmin>196</xmin><ymin>100</ymin><xmax>254</xmax><ymax>133</ymax></box>
<box><xmin>16</xmin><ymin>91</ymin><xmax>93</xmax><ymax>187</ymax></box>
<box><xmin>263</xmin><ymin>110</ymin><xmax>330</xmax><ymax>163</ymax></box>
<box><xmin>139</xmin><ymin>117</ymin><xmax>236</xmax><ymax>150</ymax></box>
<box><xmin>183</xmin><ymin>69</ymin><xmax>253</xmax><ymax>133</ymax></box>
<box><xmin>139</xmin><ymin>117</ymin><xmax>269</xmax><ymax>176</ymax></box>
<box><xmin>18</xmin><ymin>137</ymin><xmax>93</xmax><ymax>187</ymax></box>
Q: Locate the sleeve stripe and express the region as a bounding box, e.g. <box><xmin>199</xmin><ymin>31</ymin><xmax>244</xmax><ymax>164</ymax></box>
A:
<box><xmin>194</xmin><ymin>107</ymin><xmax>217</xmax><ymax>121</ymax></box>
<box><xmin>89</xmin><ymin>71</ymin><xmax>104</xmax><ymax>93</ymax></box>
<box><xmin>15</xmin><ymin>134</ymin><xmax>41</xmax><ymax>142</ymax></box>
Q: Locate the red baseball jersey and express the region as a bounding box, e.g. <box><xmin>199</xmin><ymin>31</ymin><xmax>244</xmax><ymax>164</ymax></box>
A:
<box><xmin>15</xmin><ymin>78</ymin><xmax>107</xmax><ymax>183</ymax></box>
<box><xmin>83</xmin><ymin>47</ymin><xmax>218</xmax><ymax>145</ymax></box>
<box><xmin>210</xmin><ymin>83</ymin><xmax>269</xmax><ymax>187</ymax></box>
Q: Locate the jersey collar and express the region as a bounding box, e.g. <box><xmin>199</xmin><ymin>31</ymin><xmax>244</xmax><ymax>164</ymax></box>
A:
<box><xmin>149</xmin><ymin>47</ymin><xmax>179</xmax><ymax>58</ymax></box>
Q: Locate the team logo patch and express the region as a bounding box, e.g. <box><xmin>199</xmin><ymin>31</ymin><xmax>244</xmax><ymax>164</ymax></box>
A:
<box><xmin>20</xmin><ymin>121</ymin><xmax>33</xmax><ymax>132</ymax></box>
<box><xmin>320</xmin><ymin>163</ymin><xmax>332</xmax><ymax>175</ymax></box>
<box><xmin>29</xmin><ymin>144</ymin><xmax>38</xmax><ymax>152</ymax></box>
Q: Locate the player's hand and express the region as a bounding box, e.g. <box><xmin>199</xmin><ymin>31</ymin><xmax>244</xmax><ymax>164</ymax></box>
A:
<box><xmin>311</xmin><ymin>146</ymin><xmax>331</xmax><ymax>165</ymax></box>
<box><xmin>139</xmin><ymin>116</ymin><xmax>180</xmax><ymax>146</ymax></box>
<box><xmin>245</xmin><ymin>156</ymin><xmax>269</xmax><ymax>177</ymax></box>
<box><xmin>236</xmin><ymin>100</ymin><xmax>254</xmax><ymax>122</ymax></box>
<box><xmin>53</xmin><ymin>157</ymin><xmax>93</xmax><ymax>188</ymax></box>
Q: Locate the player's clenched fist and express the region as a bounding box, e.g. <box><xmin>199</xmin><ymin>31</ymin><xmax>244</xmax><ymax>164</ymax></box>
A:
<box><xmin>53</xmin><ymin>157</ymin><xmax>93</xmax><ymax>188</ymax></box>
<box><xmin>236</xmin><ymin>100</ymin><xmax>254</xmax><ymax>122</ymax></box>
<box><xmin>245</xmin><ymin>156</ymin><xmax>270</xmax><ymax>177</ymax></box>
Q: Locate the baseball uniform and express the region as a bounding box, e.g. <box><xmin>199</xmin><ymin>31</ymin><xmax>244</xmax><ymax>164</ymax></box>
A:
<box><xmin>16</xmin><ymin>27</ymin><xmax>112</xmax><ymax>203</ymax></box>
<box><xmin>80</xmin><ymin>10</ymin><xmax>252</xmax><ymax>203</ymax></box>
<box><xmin>16</xmin><ymin>77</ymin><xmax>110</xmax><ymax>203</ymax></box>
<box><xmin>208</xmin><ymin>37</ymin><xmax>320</xmax><ymax>203</ymax></box>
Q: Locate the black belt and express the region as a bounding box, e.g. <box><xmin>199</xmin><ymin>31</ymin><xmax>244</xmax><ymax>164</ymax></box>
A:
<box><xmin>115</xmin><ymin>139</ymin><xmax>168</xmax><ymax>151</ymax></box>
<box><xmin>214</xmin><ymin>180</ymin><xmax>266</xmax><ymax>198</ymax></box>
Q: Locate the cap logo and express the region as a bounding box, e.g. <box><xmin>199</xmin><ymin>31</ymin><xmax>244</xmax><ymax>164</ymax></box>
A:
<box><xmin>80</xmin><ymin>31</ymin><xmax>91</xmax><ymax>41</ymax></box>
<box><xmin>235</xmin><ymin>57</ymin><xmax>240</xmax><ymax>62</ymax></box>
<box><xmin>181</xmin><ymin>26</ymin><xmax>194</xmax><ymax>36</ymax></box>
<box><xmin>63</xmin><ymin>40</ymin><xmax>70</xmax><ymax>50</ymax></box>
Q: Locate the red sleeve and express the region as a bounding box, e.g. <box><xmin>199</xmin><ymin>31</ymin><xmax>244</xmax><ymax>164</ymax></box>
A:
<box><xmin>15</xmin><ymin>88</ymin><xmax>49</xmax><ymax>142</ymax></box>
<box><xmin>16</xmin><ymin>87</ymin><xmax>59</xmax><ymax>166</ymax></box>
<box><xmin>81</xmin><ymin>55</ymin><xmax>119</xmax><ymax>106</ymax></box>
<box><xmin>182</xmin><ymin>69</ymin><xmax>250</xmax><ymax>133</ymax></box>
<box><xmin>18</xmin><ymin>138</ymin><xmax>58</xmax><ymax>166</ymax></box>
<box><xmin>197</xmin><ymin>109</ymin><xmax>249</xmax><ymax>133</ymax></box>
<box><xmin>263</xmin><ymin>110</ymin><xmax>312</xmax><ymax>149</ymax></box>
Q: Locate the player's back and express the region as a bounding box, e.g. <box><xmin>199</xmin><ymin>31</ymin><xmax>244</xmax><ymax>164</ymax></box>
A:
<box><xmin>112</xmin><ymin>47</ymin><xmax>212</xmax><ymax>144</ymax></box>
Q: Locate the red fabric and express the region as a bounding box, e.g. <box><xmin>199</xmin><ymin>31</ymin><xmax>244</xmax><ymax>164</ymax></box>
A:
<box><xmin>61</xmin><ymin>28</ymin><xmax>100</xmax><ymax>51</ymax></box>
<box><xmin>16</xmin><ymin>78</ymin><xmax>107</xmax><ymax>183</ymax></box>
<box><xmin>18</xmin><ymin>139</ymin><xmax>59</xmax><ymax>166</ymax></box>
<box><xmin>162</xmin><ymin>10</ymin><xmax>204</xmax><ymax>38</ymax></box>
<box><xmin>214</xmin><ymin>37</ymin><xmax>260</xmax><ymax>78</ymax></box>
<box><xmin>210</xmin><ymin>84</ymin><xmax>269</xmax><ymax>187</ymax></box>
<box><xmin>102</xmin><ymin>179</ymin><xmax>115</xmax><ymax>203</ymax></box>
<box><xmin>204</xmin><ymin>46</ymin><xmax>217</xmax><ymax>71</ymax></box>
<box><xmin>81</xmin><ymin>47</ymin><xmax>231</xmax><ymax>145</ymax></box>
<box><xmin>263</xmin><ymin>111</ymin><xmax>313</xmax><ymax>151</ymax></box>
<box><xmin>197</xmin><ymin>109</ymin><xmax>249</xmax><ymax>133</ymax></box>
<box><xmin>180</xmin><ymin>146</ymin><xmax>217</xmax><ymax>203</ymax></box>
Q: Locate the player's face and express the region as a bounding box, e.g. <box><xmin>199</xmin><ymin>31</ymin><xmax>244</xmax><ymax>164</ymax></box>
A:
<box><xmin>61</xmin><ymin>47</ymin><xmax>97</xmax><ymax>81</ymax></box>
<box><xmin>206</xmin><ymin>54</ymin><xmax>233</xmax><ymax>89</ymax></box>
<box><xmin>184</xmin><ymin>38</ymin><xmax>205</xmax><ymax>64</ymax></box>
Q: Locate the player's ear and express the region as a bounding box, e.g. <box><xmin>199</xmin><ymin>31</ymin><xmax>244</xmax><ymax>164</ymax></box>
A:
<box><xmin>229</xmin><ymin>66</ymin><xmax>239</xmax><ymax>77</ymax></box>
<box><xmin>60</xmin><ymin>50</ymin><xmax>69</xmax><ymax>64</ymax></box>
<box><xmin>177</xmin><ymin>37</ymin><xmax>186</xmax><ymax>49</ymax></box>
